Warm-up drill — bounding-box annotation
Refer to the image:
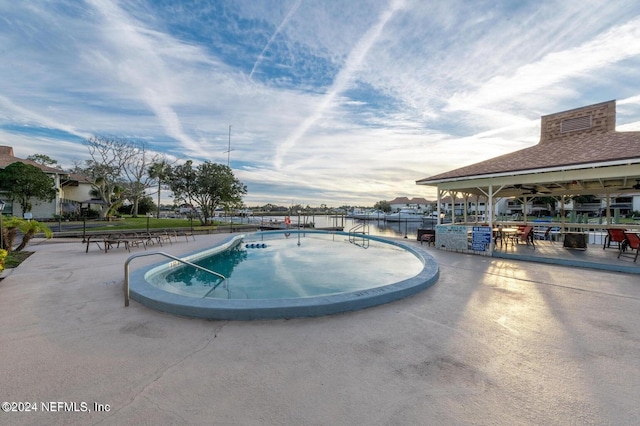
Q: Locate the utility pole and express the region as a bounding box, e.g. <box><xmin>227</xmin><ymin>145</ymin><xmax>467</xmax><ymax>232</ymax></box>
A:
<box><xmin>224</xmin><ymin>124</ymin><xmax>234</xmax><ymax>167</ymax></box>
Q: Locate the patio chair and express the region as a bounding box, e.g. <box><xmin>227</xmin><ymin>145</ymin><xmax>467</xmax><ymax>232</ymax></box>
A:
<box><xmin>534</xmin><ymin>226</ymin><xmax>554</xmax><ymax>243</ymax></box>
<box><xmin>603</xmin><ymin>228</ymin><xmax>626</xmax><ymax>250</ymax></box>
<box><xmin>493</xmin><ymin>227</ymin><xmax>503</xmax><ymax>247</ymax></box>
<box><xmin>420</xmin><ymin>231</ymin><xmax>435</xmax><ymax>246</ymax></box>
<box><xmin>618</xmin><ymin>232</ymin><xmax>639</xmax><ymax>263</ymax></box>
<box><xmin>510</xmin><ymin>225</ymin><xmax>535</xmax><ymax>248</ymax></box>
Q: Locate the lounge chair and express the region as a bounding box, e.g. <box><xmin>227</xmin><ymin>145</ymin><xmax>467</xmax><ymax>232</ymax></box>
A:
<box><xmin>618</xmin><ymin>232</ymin><xmax>639</xmax><ymax>262</ymax></box>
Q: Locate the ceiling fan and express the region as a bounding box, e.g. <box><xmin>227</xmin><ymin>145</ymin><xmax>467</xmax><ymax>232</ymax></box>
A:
<box><xmin>620</xmin><ymin>179</ymin><xmax>640</xmax><ymax>190</ymax></box>
<box><xmin>511</xmin><ymin>184</ymin><xmax>550</xmax><ymax>195</ymax></box>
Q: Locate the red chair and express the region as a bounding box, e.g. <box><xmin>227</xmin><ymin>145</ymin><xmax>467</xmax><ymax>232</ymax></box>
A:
<box><xmin>604</xmin><ymin>228</ymin><xmax>626</xmax><ymax>250</ymax></box>
<box><xmin>511</xmin><ymin>225</ymin><xmax>534</xmax><ymax>248</ymax></box>
<box><xmin>618</xmin><ymin>232</ymin><xmax>639</xmax><ymax>263</ymax></box>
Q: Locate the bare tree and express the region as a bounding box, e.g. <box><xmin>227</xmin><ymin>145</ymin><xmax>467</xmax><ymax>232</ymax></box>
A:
<box><xmin>120</xmin><ymin>142</ymin><xmax>162</xmax><ymax>217</ymax></box>
<box><xmin>81</xmin><ymin>136</ymin><xmax>138</xmax><ymax>219</ymax></box>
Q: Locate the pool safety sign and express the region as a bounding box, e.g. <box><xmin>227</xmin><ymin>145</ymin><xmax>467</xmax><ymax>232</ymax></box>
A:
<box><xmin>435</xmin><ymin>225</ymin><xmax>468</xmax><ymax>250</ymax></box>
<box><xmin>471</xmin><ymin>227</ymin><xmax>492</xmax><ymax>251</ymax></box>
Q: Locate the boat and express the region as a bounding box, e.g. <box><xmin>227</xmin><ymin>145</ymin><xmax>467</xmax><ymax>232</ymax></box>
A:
<box><xmin>347</xmin><ymin>209</ymin><xmax>367</xmax><ymax>219</ymax></box>
<box><xmin>350</xmin><ymin>209</ymin><xmax>389</xmax><ymax>220</ymax></box>
<box><xmin>363</xmin><ymin>209</ymin><xmax>387</xmax><ymax>220</ymax></box>
<box><xmin>385</xmin><ymin>208</ymin><xmax>426</xmax><ymax>222</ymax></box>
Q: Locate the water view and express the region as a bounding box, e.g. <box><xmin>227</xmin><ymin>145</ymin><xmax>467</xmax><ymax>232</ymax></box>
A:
<box><xmin>226</xmin><ymin>215</ymin><xmax>437</xmax><ymax>239</ymax></box>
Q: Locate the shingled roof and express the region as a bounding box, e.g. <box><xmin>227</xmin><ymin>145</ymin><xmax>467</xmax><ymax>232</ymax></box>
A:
<box><xmin>417</xmin><ymin>100</ymin><xmax>640</xmax><ymax>183</ymax></box>
<box><xmin>0</xmin><ymin>146</ymin><xmax>64</xmax><ymax>174</ymax></box>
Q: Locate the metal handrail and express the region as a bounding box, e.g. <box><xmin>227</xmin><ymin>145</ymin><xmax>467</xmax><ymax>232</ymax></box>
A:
<box><xmin>124</xmin><ymin>251</ymin><xmax>226</xmax><ymax>307</ymax></box>
<box><xmin>348</xmin><ymin>223</ymin><xmax>370</xmax><ymax>248</ymax></box>
<box><xmin>348</xmin><ymin>223</ymin><xmax>369</xmax><ymax>242</ymax></box>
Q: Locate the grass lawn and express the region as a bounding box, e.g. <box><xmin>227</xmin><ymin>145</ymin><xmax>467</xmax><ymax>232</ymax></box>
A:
<box><xmin>84</xmin><ymin>217</ymin><xmax>218</xmax><ymax>231</ymax></box>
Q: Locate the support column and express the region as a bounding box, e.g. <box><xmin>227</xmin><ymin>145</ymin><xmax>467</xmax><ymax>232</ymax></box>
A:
<box><xmin>488</xmin><ymin>185</ymin><xmax>493</xmax><ymax>256</ymax></box>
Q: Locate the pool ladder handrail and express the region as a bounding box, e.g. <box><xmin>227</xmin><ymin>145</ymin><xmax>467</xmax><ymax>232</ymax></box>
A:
<box><xmin>124</xmin><ymin>251</ymin><xmax>226</xmax><ymax>307</ymax></box>
<box><xmin>348</xmin><ymin>223</ymin><xmax>370</xmax><ymax>248</ymax></box>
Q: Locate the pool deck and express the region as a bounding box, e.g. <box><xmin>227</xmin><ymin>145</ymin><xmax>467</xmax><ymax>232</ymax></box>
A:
<box><xmin>1</xmin><ymin>234</ymin><xmax>639</xmax><ymax>425</ymax></box>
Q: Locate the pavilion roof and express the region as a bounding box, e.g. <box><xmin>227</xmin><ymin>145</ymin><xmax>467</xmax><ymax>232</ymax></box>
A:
<box><xmin>417</xmin><ymin>100</ymin><xmax>640</xmax><ymax>194</ymax></box>
<box><xmin>418</xmin><ymin>131</ymin><xmax>640</xmax><ymax>183</ymax></box>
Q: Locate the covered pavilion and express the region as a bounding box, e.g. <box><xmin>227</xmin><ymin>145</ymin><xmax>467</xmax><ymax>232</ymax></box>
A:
<box><xmin>417</xmin><ymin>100</ymin><xmax>640</xmax><ymax>228</ymax></box>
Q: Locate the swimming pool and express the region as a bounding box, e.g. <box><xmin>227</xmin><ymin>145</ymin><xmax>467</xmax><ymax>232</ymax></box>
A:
<box><xmin>130</xmin><ymin>230</ymin><xmax>439</xmax><ymax>320</ymax></box>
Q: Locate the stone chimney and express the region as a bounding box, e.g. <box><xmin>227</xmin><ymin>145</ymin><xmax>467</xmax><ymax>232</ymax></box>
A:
<box><xmin>539</xmin><ymin>100</ymin><xmax>616</xmax><ymax>145</ymax></box>
<box><xmin>0</xmin><ymin>146</ymin><xmax>15</xmax><ymax>156</ymax></box>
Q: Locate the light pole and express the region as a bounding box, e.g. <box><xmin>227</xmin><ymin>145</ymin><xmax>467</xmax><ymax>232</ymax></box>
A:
<box><xmin>297</xmin><ymin>210</ymin><xmax>301</xmax><ymax>246</ymax></box>
<box><xmin>0</xmin><ymin>200</ymin><xmax>5</xmax><ymax>250</ymax></box>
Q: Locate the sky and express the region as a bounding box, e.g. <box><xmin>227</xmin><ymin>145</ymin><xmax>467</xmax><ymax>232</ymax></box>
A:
<box><xmin>2</xmin><ymin>0</ymin><xmax>640</xmax><ymax>207</ymax></box>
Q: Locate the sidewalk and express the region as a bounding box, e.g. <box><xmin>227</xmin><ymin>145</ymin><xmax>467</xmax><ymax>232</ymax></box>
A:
<box><xmin>1</xmin><ymin>234</ymin><xmax>639</xmax><ymax>425</ymax></box>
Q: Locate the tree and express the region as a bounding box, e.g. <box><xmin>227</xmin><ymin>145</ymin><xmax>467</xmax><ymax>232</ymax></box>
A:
<box><xmin>79</xmin><ymin>136</ymin><xmax>138</xmax><ymax>219</ymax></box>
<box><xmin>1</xmin><ymin>217</ymin><xmax>53</xmax><ymax>252</ymax></box>
<box><xmin>120</xmin><ymin>142</ymin><xmax>162</xmax><ymax>217</ymax></box>
<box><xmin>27</xmin><ymin>154</ymin><xmax>59</xmax><ymax>168</ymax></box>
<box><xmin>168</xmin><ymin>161</ymin><xmax>247</xmax><ymax>225</ymax></box>
<box><xmin>136</xmin><ymin>196</ymin><xmax>157</xmax><ymax>216</ymax></box>
<box><xmin>148</xmin><ymin>159</ymin><xmax>173</xmax><ymax>218</ymax></box>
<box><xmin>117</xmin><ymin>196</ymin><xmax>156</xmax><ymax>216</ymax></box>
<box><xmin>374</xmin><ymin>200</ymin><xmax>391</xmax><ymax>213</ymax></box>
<box><xmin>0</xmin><ymin>162</ymin><xmax>56</xmax><ymax>213</ymax></box>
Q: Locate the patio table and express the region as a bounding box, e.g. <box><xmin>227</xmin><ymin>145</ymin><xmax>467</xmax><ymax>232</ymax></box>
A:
<box><xmin>494</xmin><ymin>227</ymin><xmax>519</xmax><ymax>247</ymax></box>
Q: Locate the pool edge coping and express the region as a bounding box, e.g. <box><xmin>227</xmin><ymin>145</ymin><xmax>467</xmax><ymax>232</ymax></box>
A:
<box><xmin>129</xmin><ymin>230</ymin><xmax>439</xmax><ymax>320</ymax></box>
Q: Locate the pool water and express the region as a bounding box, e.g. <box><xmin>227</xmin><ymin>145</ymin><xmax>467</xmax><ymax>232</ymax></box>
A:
<box><xmin>146</xmin><ymin>232</ymin><xmax>424</xmax><ymax>300</ymax></box>
<box><xmin>133</xmin><ymin>230</ymin><xmax>439</xmax><ymax>320</ymax></box>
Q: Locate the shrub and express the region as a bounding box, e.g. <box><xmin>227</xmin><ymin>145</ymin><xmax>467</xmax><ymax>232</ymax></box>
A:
<box><xmin>0</xmin><ymin>249</ymin><xmax>7</xmax><ymax>271</ymax></box>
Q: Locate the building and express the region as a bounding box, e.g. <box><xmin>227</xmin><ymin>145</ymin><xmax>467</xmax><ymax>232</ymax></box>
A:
<box><xmin>0</xmin><ymin>146</ymin><xmax>95</xmax><ymax>220</ymax></box>
<box><xmin>417</xmin><ymin>100</ymin><xmax>640</xmax><ymax>223</ymax></box>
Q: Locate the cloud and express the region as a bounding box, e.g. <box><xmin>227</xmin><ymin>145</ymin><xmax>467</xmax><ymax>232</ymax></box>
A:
<box><xmin>273</xmin><ymin>0</ymin><xmax>407</xmax><ymax>169</ymax></box>
<box><xmin>446</xmin><ymin>16</ymin><xmax>640</xmax><ymax>113</ymax></box>
<box><xmin>2</xmin><ymin>0</ymin><xmax>640</xmax><ymax>206</ymax></box>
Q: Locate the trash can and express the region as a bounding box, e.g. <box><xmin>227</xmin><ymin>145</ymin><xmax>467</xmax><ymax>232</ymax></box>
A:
<box><xmin>563</xmin><ymin>233</ymin><xmax>587</xmax><ymax>250</ymax></box>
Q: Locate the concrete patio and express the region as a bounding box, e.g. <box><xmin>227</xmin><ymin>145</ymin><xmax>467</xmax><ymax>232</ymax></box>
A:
<box><xmin>1</xmin><ymin>233</ymin><xmax>639</xmax><ymax>425</ymax></box>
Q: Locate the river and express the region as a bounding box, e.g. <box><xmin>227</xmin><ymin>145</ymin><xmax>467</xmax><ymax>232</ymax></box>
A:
<box><xmin>227</xmin><ymin>214</ymin><xmax>437</xmax><ymax>239</ymax></box>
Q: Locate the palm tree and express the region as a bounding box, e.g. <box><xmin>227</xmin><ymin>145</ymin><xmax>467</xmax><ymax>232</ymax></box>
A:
<box><xmin>2</xmin><ymin>217</ymin><xmax>53</xmax><ymax>252</ymax></box>
<box><xmin>148</xmin><ymin>160</ymin><xmax>172</xmax><ymax>218</ymax></box>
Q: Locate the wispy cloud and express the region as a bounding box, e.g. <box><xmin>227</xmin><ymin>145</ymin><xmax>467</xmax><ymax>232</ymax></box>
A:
<box><xmin>446</xmin><ymin>17</ymin><xmax>640</xmax><ymax>113</ymax></box>
<box><xmin>249</xmin><ymin>0</ymin><xmax>302</xmax><ymax>80</ymax></box>
<box><xmin>274</xmin><ymin>0</ymin><xmax>406</xmax><ymax>169</ymax></box>
<box><xmin>2</xmin><ymin>0</ymin><xmax>640</xmax><ymax>206</ymax></box>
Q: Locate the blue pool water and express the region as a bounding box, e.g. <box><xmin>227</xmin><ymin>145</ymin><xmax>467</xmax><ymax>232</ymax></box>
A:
<box><xmin>131</xmin><ymin>230</ymin><xmax>439</xmax><ymax>320</ymax></box>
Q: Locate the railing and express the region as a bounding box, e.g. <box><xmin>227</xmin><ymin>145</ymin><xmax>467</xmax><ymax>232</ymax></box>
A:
<box><xmin>124</xmin><ymin>251</ymin><xmax>226</xmax><ymax>307</ymax></box>
<box><xmin>348</xmin><ymin>223</ymin><xmax>370</xmax><ymax>248</ymax></box>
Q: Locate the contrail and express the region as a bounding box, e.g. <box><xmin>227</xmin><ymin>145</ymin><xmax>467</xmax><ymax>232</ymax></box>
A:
<box><xmin>249</xmin><ymin>0</ymin><xmax>302</xmax><ymax>80</ymax></box>
<box><xmin>274</xmin><ymin>0</ymin><xmax>406</xmax><ymax>169</ymax></box>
